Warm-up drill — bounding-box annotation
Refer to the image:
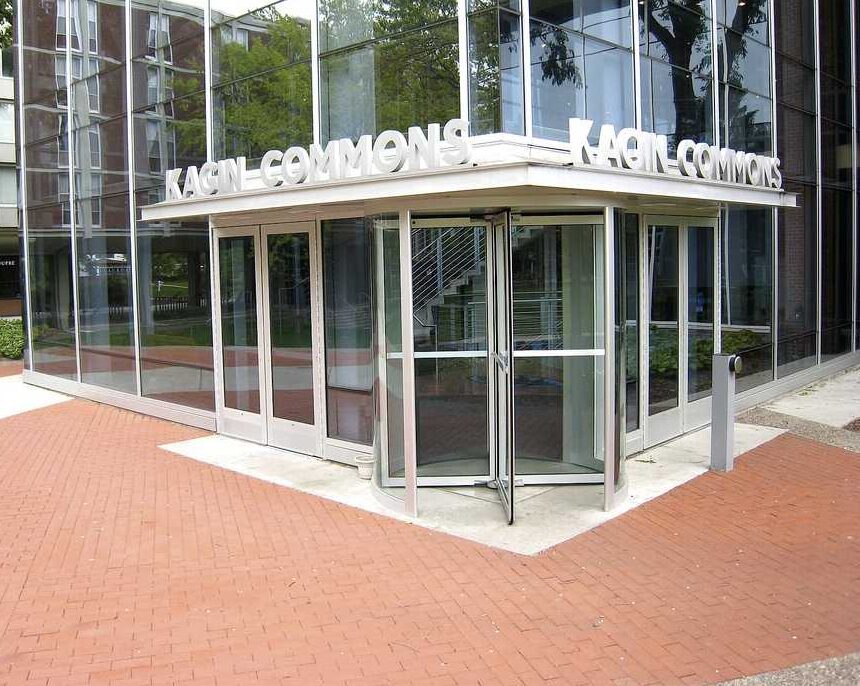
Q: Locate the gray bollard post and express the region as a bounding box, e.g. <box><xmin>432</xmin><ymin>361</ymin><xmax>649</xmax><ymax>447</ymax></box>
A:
<box><xmin>711</xmin><ymin>354</ymin><xmax>742</xmax><ymax>472</ymax></box>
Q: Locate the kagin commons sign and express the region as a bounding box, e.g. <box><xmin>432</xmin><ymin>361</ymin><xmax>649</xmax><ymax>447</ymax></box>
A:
<box><xmin>165</xmin><ymin>116</ymin><xmax>783</xmax><ymax>200</ymax></box>
<box><xmin>569</xmin><ymin>118</ymin><xmax>783</xmax><ymax>189</ymax></box>
<box><xmin>165</xmin><ymin>119</ymin><xmax>472</xmax><ymax>200</ymax></box>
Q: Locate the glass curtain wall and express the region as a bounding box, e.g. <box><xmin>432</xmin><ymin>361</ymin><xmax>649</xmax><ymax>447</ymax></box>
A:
<box><xmin>21</xmin><ymin>0</ymin><xmax>78</xmax><ymax>379</ymax></box>
<box><xmin>71</xmin><ymin>0</ymin><xmax>137</xmax><ymax>393</ymax></box>
<box><xmin>639</xmin><ymin>0</ymin><xmax>714</xmax><ymax>153</ymax></box>
<box><xmin>132</xmin><ymin>0</ymin><xmax>214</xmax><ymax>410</ymax></box>
<box><xmin>529</xmin><ymin>0</ymin><xmax>634</xmax><ymax>142</ymax></box>
<box><xmin>319</xmin><ymin>0</ymin><xmax>459</xmax><ymax>142</ymax></box>
<box><xmin>818</xmin><ymin>0</ymin><xmax>854</xmax><ymax>360</ymax></box>
<box><xmin>775</xmin><ymin>0</ymin><xmax>818</xmax><ymax>375</ymax></box>
<box><xmin>717</xmin><ymin>2</ymin><xmax>774</xmax><ymax>391</ymax></box>
<box><xmin>212</xmin><ymin>0</ymin><xmax>312</xmax><ymax>165</ymax></box>
<box><xmin>468</xmin><ymin>0</ymin><xmax>524</xmax><ymax>135</ymax></box>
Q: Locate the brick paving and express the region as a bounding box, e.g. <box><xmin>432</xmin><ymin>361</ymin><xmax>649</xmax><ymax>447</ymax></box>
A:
<box><xmin>0</xmin><ymin>359</ymin><xmax>22</xmax><ymax>378</ymax></box>
<box><xmin>0</xmin><ymin>399</ymin><xmax>856</xmax><ymax>685</ymax></box>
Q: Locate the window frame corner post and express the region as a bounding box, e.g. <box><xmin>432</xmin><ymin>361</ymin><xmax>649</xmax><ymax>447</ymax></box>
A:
<box><xmin>397</xmin><ymin>208</ymin><xmax>417</xmax><ymax>517</ymax></box>
<box><xmin>602</xmin><ymin>205</ymin><xmax>617</xmax><ymax>512</ymax></box>
<box><xmin>125</xmin><ymin>0</ymin><xmax>143</xmax><ymax>397</ymax></box>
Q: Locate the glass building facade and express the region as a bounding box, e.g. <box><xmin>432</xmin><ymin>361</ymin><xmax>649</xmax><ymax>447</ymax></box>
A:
<box><xmin>13</xmin><ymin>0</ymin><xmax>860</xmax><ymax>518</ymax></box>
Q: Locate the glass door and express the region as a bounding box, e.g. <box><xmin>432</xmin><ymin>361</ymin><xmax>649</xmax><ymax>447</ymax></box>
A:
<box><xmin>261</xmin><ymin>222</ymin><xmax>323</xmax><ymax>455</ymax></box>
<box><xmin>644</xmin><ymin>216</ymin><xmax>717</xmax><ymax>447</ymax></box>
<box><xmin>215</xmin><ymin>228</ymin><xmax>267</xmax><ymax>443</ymax></box>
<box><xmin>490</xmin><ymin>213</ymin><xmax>514</xmax><ymax>523</ymax></box>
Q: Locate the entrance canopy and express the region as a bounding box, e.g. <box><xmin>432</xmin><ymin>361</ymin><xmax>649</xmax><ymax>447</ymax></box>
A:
<box><xmin>141</xmin><ymin>137</ymin><xmax>796</xmax><ymax>223</ymax></box>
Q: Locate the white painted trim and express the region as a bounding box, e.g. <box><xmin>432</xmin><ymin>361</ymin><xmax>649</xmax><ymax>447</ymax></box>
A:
<box><xmin>125</xmin><ymin>0</ymin><xmax>142</xmax><ymax>397</ymax></box>
<box><xmin>521</xmin><ymin>0</ymin><xmax>532</xmax><ymax>138</ymax></box>
<box><xmin>513</xmin><ymin>349</ymin><xmax>605</xmax><ymax>358</ymax></box>
<box><xmin>398</xmin><ymin>208</ymin><xmax>418</xmax><ymax>516</ymax></box>
<box><xmin>65</xmin><ymin>0</ymin><xmax>81</xmax><ymax>383</ymax></box>
<box><xmin>310</xmin><ymin>0</ymin><xmax>321</xmax><ymax>145</ymax></box>
<box><xmin>457</xmin><ymin>0</ymin><xmax>469</xmax><ymax>124</ymax></box>
<box><xmin>142</xmin><ymin>158</ymin><xmax>797</xmax><ymax>222</ymax></box>
<box><xmin>204</xmin><ymin>0</ymin><xmax>214</xmax><ymax>162</ymax></box>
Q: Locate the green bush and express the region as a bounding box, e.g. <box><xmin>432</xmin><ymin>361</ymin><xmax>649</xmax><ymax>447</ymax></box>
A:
<box><xmin>0</xmin><ymin>319</ymin><xmax>24</xmax><ymax>360</ymax></box>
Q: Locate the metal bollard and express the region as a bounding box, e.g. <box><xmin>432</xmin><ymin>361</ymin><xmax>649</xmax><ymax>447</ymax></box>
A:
<box><xmin>710</xmin><ymin>353</ymin><xmax>742</xmax><ymax>472</ymax></box>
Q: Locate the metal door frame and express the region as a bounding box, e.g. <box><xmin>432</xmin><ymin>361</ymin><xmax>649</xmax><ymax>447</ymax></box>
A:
<box><xmin>260</xmin><ymin>221</ymin><xmax>325</xmax><ymax>456</ymax></box>
<box><xmin>643</xmin><ymin>215</ymin><xmax>719</xmax><ymax>448</ymax></box>
<box><xmin>212</xmin><ymin>226</ymin><xmax>268</xmax><ymax>444</ymax></box>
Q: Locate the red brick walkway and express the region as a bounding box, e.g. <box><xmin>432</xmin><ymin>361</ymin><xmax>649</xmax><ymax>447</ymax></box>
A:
<box><xmin>0</xmin><ymin>399</ymin><xmax>856</xmax><ymax>685</ymax></box>
<box><xmin>0</xmin><ymin>359</ymin><xmax>22</xmax><ymax>378</ymax></box>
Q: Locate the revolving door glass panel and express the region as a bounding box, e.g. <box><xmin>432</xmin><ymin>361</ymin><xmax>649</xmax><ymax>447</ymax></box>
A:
<box><xmin>510</xmin><ymin>217</ymin><xmax>605</xmax><ymax>478</ymax></box>
<box><xmin>411</xmin><ymin>219</ymin><xmax>490</xmax><ymax>479</ymax></box>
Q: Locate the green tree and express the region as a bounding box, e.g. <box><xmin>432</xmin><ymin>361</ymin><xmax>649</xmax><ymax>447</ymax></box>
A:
<box><xmin>0</xmin><ymin>0</ymin><xmax>11</xmax><ymax>49</ymax></box>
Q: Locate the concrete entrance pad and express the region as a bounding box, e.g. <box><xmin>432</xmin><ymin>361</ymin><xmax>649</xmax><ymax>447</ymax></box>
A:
<box><xmin>161</xmin><ymin>421</ymin><xmax>784</xmax><ymax>555</ymax></box>
<box><xmin>0</xmin><ymin>374</ymin><xmax>70</xmax><ymax>419</ymax></box>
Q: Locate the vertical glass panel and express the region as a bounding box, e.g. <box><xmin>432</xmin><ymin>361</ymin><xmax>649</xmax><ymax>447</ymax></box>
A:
<box><xmin>721</xmin><ymin>209</ymin><xmax>773</xmax><ymax>391</ymax></box>
<box><xmin>510</xmin><ymin>223</ymin><xmax>601</xmax><ymax>351</ymax></box>
<box><xmin>529</xmin><ymin>0</ymin><xmax>634</xmax><ymax>144</ymax></box>
<box><xmin>687</xmin><ymin>225</ymin><xmax>713</xmax><ymax>402</ymax></box>
<box><xmin>469</xmin><ymin>9</ymin><xmax>524</xmax><ymax>135</ymax></box>
<box><xmin>641</xmin><ymin>59</ymin><xmax>713</xmax><ymax>153</ymax></box>
<box><xmin>27</xmin><ymin>205</ymin><xmax>77</xmax><ymax>379</ymax></box>
<box><xmin>776</xmin><ymin>181</ymin><xmax>817</xmax><ymax>375</ymax></box>
<box><xmin>380</xmin><ymin>221</ymin><xmax>405</xmax><ymax>479</ymax></box>
<box><xmin>137</xmin><ymin>218</ymin><xmax>214</xmax><ymax>411</ymax></box>
<box><xmin>415</xmin><ymin>357</ymin><xmax>489</xmax><ymax>476</ymax></box>
<box><xmin>76</xmin><ymin>195</ymin><xmax>135</xmax><ymax>393</ymax></box>
<box><xmin>319</xmin><ymin>0</ymin><xmax>456</xmax><ymax>53</ymax></box>
<box><xmin>774</xmin><ymin>0</ymin><xmax>815</xmax><ymax>66</ymax></box>
<box><xmin>267</xmin><ymin>232</ymin><xmax>314</xmax><ymax>425</ymax></box>
<box><xmin>623</xmin><ymin>214</ymin><xmax>639</xmax><ymax>432</ymax></box>
<box><xmin>722</xmin><ymin>0</ymin><xmax>769</xmax><ymax>44</ymax></box>
<box><xmin>511</xmin><ymin>221</ymin><xmax>604</xmax><ymax>476</ymax></box>
<box><xmin>219</xmin><ymin>235</ymin><xmax>259</xmax><ymax>413</ymax></box>
<box><xmin>211</xmin><ymin>0</ymin><xmax>312</xmax><ymax>162</ymax></box>
<box><xmin>820</xmin><ymin>189</ymin><xmax>853</xmax><ymax>360</ymax></box>
<box><xmin>411</xmin><ymin>222</ymin><xmax>489</xmax><ymax>476</ymax></box>
<box><xmin>647</xmin><ymin>224</ymin><xmax>678</xmax><ymax>416</ymax></box>
<box><xmin>320</xmin><ymin>21</ymin><xmax>459</xmax><ymax>143</ymax></box>
<box><xmin>513</xmin><ymin>356</ymin><xmax>603</xmax><ymax>474</ymax></box>
<box><xmin>322</xmin><ymin>218</ymin><xmax>374</xmax><ymax>445</ymax></box>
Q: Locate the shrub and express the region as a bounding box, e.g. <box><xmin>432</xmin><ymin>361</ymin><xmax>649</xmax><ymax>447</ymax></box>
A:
<box><xmin>0</xmin><ymin>319</ymin><xmax>24</xmax><ymax>359</ymax></box>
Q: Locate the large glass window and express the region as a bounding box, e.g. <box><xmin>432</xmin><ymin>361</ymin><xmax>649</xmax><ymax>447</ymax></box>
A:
<box><xmin>132</xmin><ymin>0</ymin><xmax>213</xmax><ymax>411</ymax></box>
<box><xmin>469</xmin><ymin>2</ymin><xmax>524</xmax><ymax>135</ymax></box>
<box><xmin>137</xmin><ymin>218</ymin><xmax>214</xmax><ymax>411</ymax></box>
<box><xmin>530</xmin><ymin>1</ymin><xmax>634</xmax><ymax>142</ymax></box>
<box><xmin>319</xmin><ymin>0</ymin><xmax>459</xmax><ymax>143</ymax></box>
<box><xmin>322</xmin><ymin>218</ymin><xmax>374</xmax><ymax>445</ymax></box>
<box><xmin>27</xmin><ymin>205</ymin><xmax>77</xmax><ymax>379</ymax></box>
<box><xmin>820</xmin><ymin>189</ymin><xmax>853</xmax><ymax>359</ymax></box>
<box><xmin>721</xmin><ymin>209</ymin><xmax>773</xmax><ymax>392</ymax></box>
<box><xmin>817</xmin><ymin>0</ymin><xmax>853</xmax><ymax>361</ymax></box>
<box><xmin>639</xmin><ymin>0</ymin><xmax>714</xmax><ymax>152</ymax></box>
<box><xmin>774</xmin><ymin>0</ymin><xmax>818</xmax><ymax>376</ymax></box>
<box><xmin>212</xmin><ymin>0</ymin><xmax>312</xmax><ymax>163</ymax></box>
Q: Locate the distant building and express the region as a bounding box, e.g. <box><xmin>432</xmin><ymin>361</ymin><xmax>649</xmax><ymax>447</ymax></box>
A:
<box><xmin>0</xmin><ymin>45</ymin><xmax>18</xmax><ymax>317</ymax></box>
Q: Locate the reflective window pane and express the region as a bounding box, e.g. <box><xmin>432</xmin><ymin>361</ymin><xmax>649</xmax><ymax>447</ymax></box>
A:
<box><xmin>219</xmin><ymin>235</ymin><xmax>260</xmax><ymax>413</ymax></box>
<box><xmin>820</xmin><ymin>189</ymin><xmax>853</xmax><ymax>360</ymax></box>
<box><xmin>320</xmin><ymin>21</ymin><xmax>459</xmax><ymax>143</ymax></box>
<box><xmin>76</xmin><ymin>194</ymin><xmax>135</xmax><ymax>392</ymax></box>
<box><xmin>687</xmin><ymin>226</ymin><xmax>713</xmax><ymax>402</ymax></box>
<box><xmin>27</xmin><ymin>205</ymin><xmax>77</xmax><ymax>379</ymax></box>
<box><xmin>777</xmin><ymin>181</ymin><xmax>817</xmax><ymax>375</ymax></box>
<box><xmin>647</xmin><ymin>225</ymin><xmax>678</xmax><ymax>416</ymax></box>
<box><xmin>138</xmin><ymin>218</ymin><xmax>214</xmax><ymax>411</ymax></box>
<box><xmin>267</xmin><ymin>232</ymin><xmax>314</xmax><ymax>425</ymax></box>
<box><xmin>211</xmin><ymin>0</ymin><xmax>312</xmax><ymax>161</ymax></box>
<box><xmin>720</xmin><ymin>209</ymin><xmax>773</xmax><ymax>392</ymax></box>
<box><xmin>322</xmin><ymin>218</ymin><xmax>374</xmax><ymax>445</ymax></box>
<box><xmin>530</xmin><ymin>0</ymin><xmax>632</xmax><ymax>47</ymax></box>
<box><xmin>469</xmin><ymin>9</ymin><xmax>524</xmax><ymax>135</ymax></box>
<box><xmin>641</xmin><ymin>58</ymin><xmax>713</xmax><ymax>152</ymax></box>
